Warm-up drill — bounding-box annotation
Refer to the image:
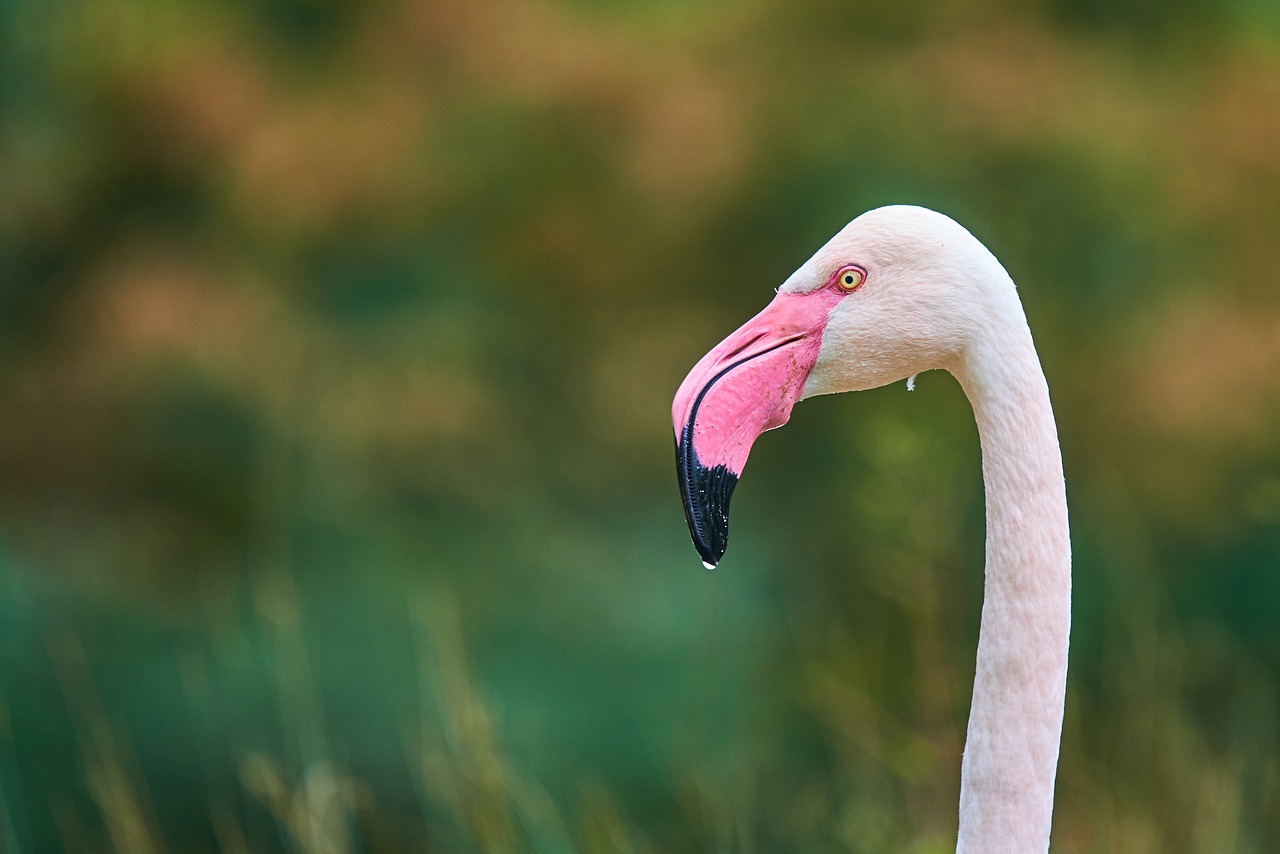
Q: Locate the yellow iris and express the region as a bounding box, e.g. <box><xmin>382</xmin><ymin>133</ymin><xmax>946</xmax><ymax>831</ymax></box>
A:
<box><xmin>837</xmin><ymin>267</ymin><xmax>865</xmax><ymax>290</ymax></box>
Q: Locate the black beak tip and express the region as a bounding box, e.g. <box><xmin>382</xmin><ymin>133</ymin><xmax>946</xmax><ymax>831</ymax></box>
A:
<box><xmin>693</xmin><ymin>532</ymin><xmax>724</xmax><ymax>569</ymax></box>
<box><xmin>675</xmin><ymin>438</ymin><xmax>738</xmax><ymax>569</ymax></box>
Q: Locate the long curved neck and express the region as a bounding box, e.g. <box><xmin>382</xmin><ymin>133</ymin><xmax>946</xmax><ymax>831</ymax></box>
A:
<box><xmin>953</xmin><ymin>285</ymin><xmax>1071</xmax><ymax>853</ymax></box>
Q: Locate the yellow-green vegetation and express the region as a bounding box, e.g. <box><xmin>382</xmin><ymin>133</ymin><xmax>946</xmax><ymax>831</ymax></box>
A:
<box><xmin>2</xmin><ymin>0</ymin><xmax>1279</xmax><ymax>850</ymax></box>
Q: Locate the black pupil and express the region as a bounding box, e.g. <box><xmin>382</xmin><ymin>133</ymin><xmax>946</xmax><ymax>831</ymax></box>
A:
<box><xmin>844</xmin><ymin>275</ymin><xmax>853</xmax><ymax>284</ymax></box>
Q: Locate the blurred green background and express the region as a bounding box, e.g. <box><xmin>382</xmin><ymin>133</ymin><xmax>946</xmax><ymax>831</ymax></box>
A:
<box><xmin>3</xmin><ymin>0</ymin><xmax>1280</xmax><ymax>851</ymax></box>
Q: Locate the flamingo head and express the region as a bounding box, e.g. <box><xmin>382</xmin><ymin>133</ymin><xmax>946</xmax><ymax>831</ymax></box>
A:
<box><xmin>672</xmin><ymin>205</ymin><xmax>1005</xmax><ymax>567</ymax></box>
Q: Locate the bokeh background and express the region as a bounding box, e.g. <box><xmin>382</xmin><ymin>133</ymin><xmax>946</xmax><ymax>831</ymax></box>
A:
<box><xmin>3</xmin><ymin>0</ymin><xmax>1280</xmax><ymax>851</ymax></box>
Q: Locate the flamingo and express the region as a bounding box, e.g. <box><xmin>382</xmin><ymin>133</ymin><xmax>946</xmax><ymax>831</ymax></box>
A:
<box><xmin>671</xmin><ymin>206</ymin><xmax>1070</xmax><ymax>852</ymax></box>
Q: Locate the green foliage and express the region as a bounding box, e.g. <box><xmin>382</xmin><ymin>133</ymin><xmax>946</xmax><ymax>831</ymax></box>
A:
<box><xmin>1</xmin><ymin>0</ymin><xmax>1279</xmax><ymax>850</ymax></box>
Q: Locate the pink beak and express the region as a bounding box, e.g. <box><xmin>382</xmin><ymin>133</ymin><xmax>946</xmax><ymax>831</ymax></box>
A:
<box><xmin>672</xmin><ymin>288</ymin><xmax>842</xmax><ymax>567</ymax></box>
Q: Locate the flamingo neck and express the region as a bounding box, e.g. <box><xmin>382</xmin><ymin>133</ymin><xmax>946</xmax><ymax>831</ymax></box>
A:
<box><xmin>953</xmin><ymin>292</ymin><xmax>1071</xmax><ymax>853</ymax></box>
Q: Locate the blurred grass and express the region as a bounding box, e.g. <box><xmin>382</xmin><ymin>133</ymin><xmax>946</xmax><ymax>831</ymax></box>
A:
<box><xmin>2</xmin><ymin>0</ymin><xmax>1280</xmax><ymax>850</ymax></box>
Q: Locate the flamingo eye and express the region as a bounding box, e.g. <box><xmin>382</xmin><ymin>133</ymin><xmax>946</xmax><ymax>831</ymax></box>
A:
<box><xmin>835</xmin><ymin>265</ymin><xmax>866</xmax><ymax>291</ymax></box>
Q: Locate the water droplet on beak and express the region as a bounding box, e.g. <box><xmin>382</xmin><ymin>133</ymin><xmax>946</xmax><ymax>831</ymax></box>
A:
<box><xmin>701</xmin><ymin>560</ymin><xmax>717</xmax><ymax>570</ymax></box>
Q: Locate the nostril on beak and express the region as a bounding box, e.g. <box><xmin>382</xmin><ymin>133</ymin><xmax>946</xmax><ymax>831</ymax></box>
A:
<box><xmin>720</xmin><ymin>331</ymin><xmax>766</xmax><ymax>361</ymax></box>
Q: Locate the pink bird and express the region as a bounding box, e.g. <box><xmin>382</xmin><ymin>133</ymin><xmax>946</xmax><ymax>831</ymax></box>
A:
<box><xmin>672</xmin><ymin>206</ymin><xmax>1070</xmax><ymax>852</ymax></box>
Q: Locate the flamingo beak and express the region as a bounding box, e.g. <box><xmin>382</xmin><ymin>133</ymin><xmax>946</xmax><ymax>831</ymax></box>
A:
<box><xmin>672</xmin><ymin>288</ymin><xmax>842</xmax><ymax>567</ymax></box>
